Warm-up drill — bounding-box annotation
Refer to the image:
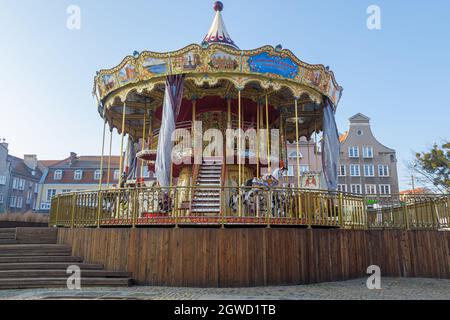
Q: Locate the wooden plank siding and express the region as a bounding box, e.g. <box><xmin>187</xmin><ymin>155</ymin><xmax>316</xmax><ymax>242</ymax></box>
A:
<box><xmin>57</xmin><ymin>228</ymin><xmax>450</xmax><ymax>287</ymax></box>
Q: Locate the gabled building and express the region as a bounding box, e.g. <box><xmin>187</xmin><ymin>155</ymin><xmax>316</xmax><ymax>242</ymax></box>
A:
<box><xmin>36</xmin><ymin>152</ymin><xmax>121</xmax><ymax>212</ymax></box>
<box><xmin>0</xmin><ymin>140</ymin><xmax>43</xmax><ymax>213</ymax></box>
<box><xmin>337</xmin><ymin>113</ymin><xmax>399</xmax><ymax>195</ymax></box>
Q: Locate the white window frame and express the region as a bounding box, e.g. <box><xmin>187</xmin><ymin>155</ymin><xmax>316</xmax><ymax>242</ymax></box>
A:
<box><xmin>46</xmin><ymin>189</ymin><xmax>56</xmax><ymax>202</ymax></box>
<box><xmin>16</xmin><ymin>197</ymin><xmax>23</xmax><ymax>208</ymax></box>
<box><xmin>12</xmin><ymin>177</ymin><xmax>19</xmax><ymax>190</ymax></box>
<box><xmin>378</xmin><ymin>165</ymin><xmax>389</xmax><ymax>177</ymax></box>
<box><xmin>300</xmin><ymin>165</ymin><xmax>310</xmax><ymax>174</ymax></box>
<box><xmin>19</xmin><ymin>179</ymin><xmax>25</xmax><ymax>191</ymax></box>
<box><xmin>0</xmin><ymin>193</ymin><xmax>3</xmax><ymax>204</ymax></box>
<box><xmin>113</xmin><ymin>170</ymin><xmax>120</xmax><ymax>180</ymax></box>
<box><xmin>337</xmin><ymin>184</ymin><xmax>347</xmax><ymax>192</ymax></box>
<box><xmin>338</xmin><ymin>165</ymin><xmax>346</xmax><ymax>176</ymax></box>
<box><xmin>379</xmin><ymin>184</ymin><xmax>391</xmax><ymax>195</ymax></box>
<box><xmin>350</xmin><ymin>184</ymin><xmax>362</xmax><ymax>194</ymax></box>
<box><xmin>0</xmin><ymin>175</ymin><xmax>6</xmax><ymax>185</ymax></box>
<box><xmin>34</xmin><ymin>183</ymin><xmax>39</xmax><ymax>193</ymax></box>
<box><xmin>94</xmin><ymin>169</ymin><xmax>102</xmax><ymax>180</ymax></box>
<box><xmin>363</xmin><ymin>164</ymin><xmax>375</xmax><ymax>177</ymax></box>
<box><xmin>363</xmin><ymin>146</ymin><xmax>373</xmax><ymax>158</ymax></box>
<box><xmin>54</xmin><ymin>170</ymin><xmax>63</xmax><ymax>180</ymax></box>
<box><xmin>349</xmin><ymin>164</ymin><xmax>360</xmax><ymax>177</ymax></box>
<box><xmin>348</xmin><ymin>146</ymin><xmax>359</xmax><ymax>158</ymax></box>
<box><xmin>74</xmin><ymin>170</ymin><xmax>83</xmax><ymax>180</ymax></box>
<box><xmin>10</xmin><ymin>196</ymin><xmax>16</xmax><ymax>208</ymax></box>
<box><xmin>284</xmin><ymin>165</ymin><xmax>294</xmax><ymax>177</ymax></box>
<box><xmin>365</xmin><ymin>184</ymin><xmax>377</xmax><ymax>195</ymax></box>
<box><xmin>289</xmin><ymin>151</ymin><xmax>302</xmax><ymax>159</ymax></box>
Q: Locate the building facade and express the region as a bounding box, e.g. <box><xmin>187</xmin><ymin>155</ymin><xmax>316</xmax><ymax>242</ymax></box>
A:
<box><xmin>285</xmin><ymin>138</ymin><xmax>323</xmax><ymax>188</ymax></box>
<box><xmin>0</xmin><ymin>141</ymin><xmax>10</xmax><ymax>213</ymax></box>
<box><xmin>0</xmin><ymin>140</ymin><xmax>43</xmax><ymax>213</ymax></box>
<box><xmin>337</xmin><ymin>113</ymin><xmax>399</xmax><ymax>195</ymax></box>
<box><xmin>37</xmin><ymin>152</ymin><xmax>121</xmax><ymax>212</ymax></box>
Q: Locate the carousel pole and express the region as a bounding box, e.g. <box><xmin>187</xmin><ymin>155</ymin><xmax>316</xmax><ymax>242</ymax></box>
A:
<box><xmin>98</xmin><ymin>116</ymin><xmax>107</xmax><ymax>191</ymax></box>
<box><xmin>256</xmin><ymin>100</ymin><xmax>260</xmax><ymax>178</ymax></box>
<box><xmin>192</xmin><ymin>99</ymin><xmax>196</xmax><ymax>147</ymax></box>
<box><xmin>314</xmin><ymin>119</ymin><xmax>319</xmax><ymax>171</ymax></box>
<box><xmin>265</xmin><ymin>94</ymin><xmax>271</xmax><ymax>174</ymax></box>
<box><xmin>139</xmin><ymin>111</ymin><xmax>147</xmax><ymax>180</ymax></box>
<box><xmin>238</xmin><ymin>89</ymin><xmax>242</xmax><ymax>217</ymax></box>
<box><xmin>118</xmin><ymin>102</ymin><xmax>127</xmax><ymax>188</ymax></box>
<box><xmin>106</xmin><ymin>123</ymin><xmax>113</xmax><ymax>188</ymax></box>
<box><xmin>294</xmin><ymin>98</ymin><xmax>303</xmax><ymax>220</ymax></box>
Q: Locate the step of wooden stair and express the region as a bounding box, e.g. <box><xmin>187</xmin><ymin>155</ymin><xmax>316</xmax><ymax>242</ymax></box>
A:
<box><xmin>0</xmin><ymin>269</ymin><xmax>131</xmax><ymax>279</ymax></box>
<box><xmin>0</xmin><ymin>277</ymin><xmax>132</xmax><ymax>289</ymax></box>
<box><xmin>191</xmin><ymin>208</ymin><xmax>220</xmax><ymax>213</ymax></box>
<box><xmin>0</xmin><ymin>233</ymin><xmax>15</xmax><ymax>240</ymax></box>
<box><xmin>0</xmin><ymin>244</ymin><xmax>72</xmax><ymax>256</ymax></box>
<box><xmin>0</xmin><ymin>229</ymin><xmax>16</xmax><ymax>234</ymax></box>
<box><xmin>0</xmin><ymin>239</ymin><xmax>18</xmax><ymax>244</ymax></box>
<box><xmin>0</xmin><ymin>262</ymin><xmax>104</xmax><ymax>271</ymax></box>
<box><xmin>0</xmin><ymin>255</ymin><xmax>84</xmax><ymax>264</ymax></box>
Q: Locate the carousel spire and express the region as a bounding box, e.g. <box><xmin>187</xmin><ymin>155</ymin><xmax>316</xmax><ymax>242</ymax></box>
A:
<box><xmin>203</xmin><ymin>1</ymin><xmax>239</xmax><ymax>49</ymax></box>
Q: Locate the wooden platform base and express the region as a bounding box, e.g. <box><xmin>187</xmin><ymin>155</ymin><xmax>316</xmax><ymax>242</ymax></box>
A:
<box><xmin>57</xmin><ymin>227</ymin><xmax>450</xmax><ymax>287</ymax></box>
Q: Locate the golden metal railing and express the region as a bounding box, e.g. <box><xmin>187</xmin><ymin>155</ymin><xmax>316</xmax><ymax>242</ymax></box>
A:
<box><xmin>49</xmin><ymin>187</ymin><xmax>449</xmax><ymax>230</ymax></box>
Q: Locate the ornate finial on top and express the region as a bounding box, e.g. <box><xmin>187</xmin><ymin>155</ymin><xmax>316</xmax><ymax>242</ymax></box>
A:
<box><xmin>213</xmin><ymin>1</ymin><xmax>223</xmax><ymax>12</ymax></box>
<box><xmin>203</xmin><ymin>1</ymin><xmax>238</xmax><ymax>49</ymax></box>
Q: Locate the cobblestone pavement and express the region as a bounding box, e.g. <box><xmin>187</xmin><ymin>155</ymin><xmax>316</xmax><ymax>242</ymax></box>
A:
<box><xmin>0</xmin><ymin>278</ymin><xmax>449</xmax><ymax>300</ymax></box>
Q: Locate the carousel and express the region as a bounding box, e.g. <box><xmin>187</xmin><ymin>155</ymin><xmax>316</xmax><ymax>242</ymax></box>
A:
<box><xmin>50</xmin><ymin>2</ymin><xmax>363</xmax><ymax>228</ymax></box>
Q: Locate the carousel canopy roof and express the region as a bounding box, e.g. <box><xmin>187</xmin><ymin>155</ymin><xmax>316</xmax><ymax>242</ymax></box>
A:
<box><xmin>203</xmin><ymin>1</ymin><xmax>238</xmax><ymax>49</ymax></box>
<box><xmin>93</xmin><ymin>1</ymin><xmax>343</xmax><ymax>126</ymax></box>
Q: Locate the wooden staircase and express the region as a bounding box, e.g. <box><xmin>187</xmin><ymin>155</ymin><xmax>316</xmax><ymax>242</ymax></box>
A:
<box><xmin>191</xmin><ymin>159</ymin><xmax>222</xmax><ymax>215</ymax></box>
<box><xmin>0</xmin><ymin>228</ymin><xmax>132</xmax><ymax>289</ymax></box>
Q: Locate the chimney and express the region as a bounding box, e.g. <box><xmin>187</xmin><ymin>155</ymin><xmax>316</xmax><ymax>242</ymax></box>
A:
<box><xmin>69</xmin><ymin>152</ymin><xmax>77</xmax><ymax>166</ymax></box>
<box><xmin>24</xmin><ymin>154</ymin><xmax>38</xmax><ymax>171</ymax></box>
<box><xmin>0</xmin><ymin>138</ymin><xmax>8</xmax><ymax>151</ymax></box>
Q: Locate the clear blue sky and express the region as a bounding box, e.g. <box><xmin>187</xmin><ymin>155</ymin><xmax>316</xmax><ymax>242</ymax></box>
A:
<box><xmin>0</xmin><ymin>0</ymin><xmax>449</xmax><ymax>190</ymax></box>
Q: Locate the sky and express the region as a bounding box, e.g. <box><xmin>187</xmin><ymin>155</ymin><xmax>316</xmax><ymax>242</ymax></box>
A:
<box><xmin>0</xmin><ymin>0</ymin><xmax>449</xmax><ymax>190</ymax></box>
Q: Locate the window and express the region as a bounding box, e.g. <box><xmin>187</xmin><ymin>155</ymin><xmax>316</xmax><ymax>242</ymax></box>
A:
<box><xmin>338</xmin><ymin>165</ymin><xmax>346</xmax><ymax>176</ymax></box>
<box><xmin>284</xmin><ymin>165</ymin><xmax>294</xmax><ymax>177</ymax></box>
<box><xmin>40</xmin><ymin>203</ymin><xmax>51</xmax><ymax>210</ymax></box>
<box><xmin>12</xmin><ymin>178</ymin><xmax>19</xmax><ymax>190</ymax></box>
<box><xmin>362</xmin><ymin>146</ymin><xmax>373</xmax><ymax>158</ymax></box>
<box><xmin>365</xmin><ymin>184</ymin><xmax>377</xmax><ymax>195</ymax></box>
<box><xmin>10</xmin><ymin>196</ymin><xmax>16</xmax><ymax>208</ymax></box>
<box><xmin>289</xmin><ymin>151</ymin><xmax>302</xmax><ymax>159</ymax></box>
<box><xmin>46</xmin><ymin>189</ymin><xmax>56</xmax><ymax>201</ymax></box>
<box><xmin>0</xmin><ymin>175</ymin><xmax>6</xmax><ymax>185</ymax></box>
<box><xmin>379</xmin><ymin>184</ymin><xmax>391</xmax><ymax>195</ymax></box>
<box><xmin>350</xmin><ymin>184</ymin><xmax>362</xmax><ymax>194</ymax></box>
<box><xmin>143</xmin><ymin>166</ymin><xmax>151</xmax><ymax>178</ymax></box>
<box><xmin>26</xmin><ymin>191</ymin><xmax>32</xmax><ymax>203</ymax></box>
<box><xmin>34</xmin><ymin>183</ymin><xmax>39</xmax><ymax>193</ymax></box>
<box><xmin>61</xmin><ymin>189</ymin><xmax>71</xmax><ymax>193</ymax></box>
<box><xmin>74</xmin><ymin>170</ymin><xmax>83</xmax><ymax>180</ymax></box>
<box><xmin>357</xmin><ymin>130</ymin><xmax>363</xmax><ymax>136</ymax></box>
<box><xmin>16</xmin><ymin>197</ymin><xmax>23</xmax><ymax>208</ymax></box>
<box><xmin>0</xmin><ymin>193</ymin><xmax>3</xmax><ymax>204</ymax></box>
<box><xmin>349</xmin><ymin>164</ymin><xmax>360</xmax><ymax>177</ymax></box>
<box><xmin>363</xmin><ymin>164</ymin><xmax>375</xmax><ymax>177</ymax></box>
<box><xmin>300</xmin><ymin>165</ymin><xmax>310</xmax><ymax>174</ymax></box>
<box><xmin>19</xmin><ymin>179</ymin><xmax>25</xmax><ymax>190</ymax></box>
<box><xmin>54</xmin><ymin>170</ymin><xmax>63</xmax><ymax>180</ymax></box>
<box><xmin>94</xmin><ymin>170</ymin><xmax>102</xmax><ymax>180</ymax></box>
<box><xmin>348</xmin><ymin>146</ymin><xmax>359</xmax><ymax>158</ymax></box>
<box><xmin>337</xmin><ymin>184</ymin><xmax>347</xmax><ymax>192</ymax></box>
<box><xmin>378</xmin><ymin>165</ymin><xmax>389</xmax><ymax>177</ymax></box>
<box><xmin>113</xmin><ymin>170</ymin><xmax>120</xmax><ymax>180</ymax></box>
